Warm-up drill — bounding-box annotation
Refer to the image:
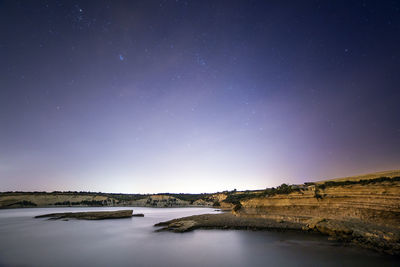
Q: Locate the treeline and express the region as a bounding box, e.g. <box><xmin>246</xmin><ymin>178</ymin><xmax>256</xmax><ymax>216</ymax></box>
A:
<box><xmin>223</xmin><ymin>184</ymin><xmax>301</xmax><ymax>205</ymax></box>
<box><xmin>1</xmin><ymin>191</ymin><xmax>107</xmax><ymax>195</ymax></box>
<box><xmin>7</xmin><ymin>200</ymin><xmax>37</xmax><ymax>207</ymax></box>
<box><xmin>53</xmin><ymin>200</ymin><xmax>105</xmax><ymax>206</ymax></box>
<box><xmin>0</xmin><ymin>191</ymin><xmax>148</xmax><ymax>202</ymax></box>
<box><xmin>0</xmin><ymin>191</ymin><xmax>242</xmax><ymax>204</ymax></box>
<box><xmin>0</xmin><ymin>191</ymin><xmax>214</xmax><ymax>203</ymax></box>
<box><xmin>317</xmin><ymin>176</ymin><xmax>400</xmax><ymax>189</ymax></box>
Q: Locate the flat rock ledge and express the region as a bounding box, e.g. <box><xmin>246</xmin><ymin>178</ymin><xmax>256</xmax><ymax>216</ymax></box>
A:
<box><xmin>154</xmin><ymin>213</ymin><xmax>400</xmax><ymax>255</ymax></box>
<box><xmin>154</xmin><ymin>213</ymin><xmax>303</xmax><ymax>233</ymax></box>
<box><xmin>35</xmin><ymin>210</ymin><xmax>133</xmax><ymax>220</ymax></box>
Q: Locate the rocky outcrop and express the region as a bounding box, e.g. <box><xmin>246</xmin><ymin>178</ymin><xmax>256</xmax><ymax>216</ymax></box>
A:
<box><xmin>35</xmin><ymin>210</ymin><xmax>133</xmax><ymax>220</ymax></box>
<box><xmin>237</xmin><ymin>179</ymin><xmax>400</xmax><ymax>228</ymax></box>
<box><xmin>155</xmin><ymin>213</ymin><xmax>303</xmax><ymax>232</ymax></box>
<box><xmin>192</xmin><ymin>199</ymin><xmax>213</xmax><ymax>206</ymax></box>
<box><xmin>235</xmin><ymin>176</ymin><xmax>400</xmax><ymax>254</ymax></box>
<box><xmin>155</xmin><ymin>172</ymin><xmax>400</xmax><ymax>255</ymax></box>
<box><xmin>156</xmin><ymin>220</ymin><xmax>198</xmax><ymax>232</ymax></box>
<box><xmin>301</xmin><ymin>218</ymin><xmax>400</xmax><ymax>255</ymax></box>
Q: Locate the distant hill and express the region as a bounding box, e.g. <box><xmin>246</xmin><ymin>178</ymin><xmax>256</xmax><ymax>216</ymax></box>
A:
<box><xmin>0</xmin><ymin>191</ymin><xmax>216</xmax><ymax>209</ymax></box>
<box><xmin>2</xmin><ymin>169</ymin><xmax>400</xmax><ymax>210</ymax></box>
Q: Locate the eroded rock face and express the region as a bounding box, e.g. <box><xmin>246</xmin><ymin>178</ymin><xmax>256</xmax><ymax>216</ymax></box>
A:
<box><xmin>235</xmin><ymin>179</ymin><xmax>400</xmax><ymax>255</ymax></box>
<box><xmin>302</xmin><ymin>218</ymin><xmax>400</xmax><ymax>255</ymax></box>
<box><xmin>238</xmin><ymin>180</ymin><xmax>400</xmax><ymax>227</ymax></box>
<box><xmin>192</xmin><ymin>199</ymin><xmax>212</xmax><ymax>206</ymax></box>
<box><xmin>34</xmin><ymin>210</ymin><xmax>133</xmax><ymax>220</ymax></box>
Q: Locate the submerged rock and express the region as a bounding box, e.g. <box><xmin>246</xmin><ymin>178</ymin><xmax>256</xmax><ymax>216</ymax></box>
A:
<box><xmin>132</xmin><ymin>213</ymin><xmax>144</xmax><ymax>217</ymax></box>
<box><xmin>35</xmin><ymin>210</ymin><xmax>133</xmax><ymax>220</ymax></box>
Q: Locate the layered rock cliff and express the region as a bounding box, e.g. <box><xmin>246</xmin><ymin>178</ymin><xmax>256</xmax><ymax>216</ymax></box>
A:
<box><xmin>155</xmin><ymin>172</ymin><xmax>400</xmax><ymax>254</ymax></box>
<box><xmin>233</xmin><ymin>174</ymin><xmax>400</xmax><ymax>254</ymax></box>
<box><xmin>237</xmin><ymin>179</ymin><xmax>400</xmax><ymax>227</ymax></box>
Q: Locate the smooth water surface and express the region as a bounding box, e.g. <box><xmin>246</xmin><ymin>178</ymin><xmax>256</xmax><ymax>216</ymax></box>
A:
<box><xmin>0</xmin><ymin>207</ymin><xmax>398</xmax><ymax>267</ymax></box>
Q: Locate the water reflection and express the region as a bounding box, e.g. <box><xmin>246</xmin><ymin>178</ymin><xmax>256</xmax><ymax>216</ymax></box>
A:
<box><xmin>0</xmin><ymin>207</ymin><xmax>398</xmax><ymax>267</ymax></box>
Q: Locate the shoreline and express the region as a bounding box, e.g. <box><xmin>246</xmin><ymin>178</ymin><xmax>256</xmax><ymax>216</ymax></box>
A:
<box><xmin>0</xmin><ymin>205</ymin><xmax>216</xmax><ymax>210</ymax></box>
<box><xmin>154</xmin><ymin>213</ymin><xmax>400</xmax><ymax>256</ymax></box>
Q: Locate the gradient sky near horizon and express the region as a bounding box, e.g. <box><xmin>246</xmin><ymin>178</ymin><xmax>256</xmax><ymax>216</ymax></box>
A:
<box><xmin>1</xmin><ymin>0</ymin><xmax>400</xmax><ymax>193</ymax></box>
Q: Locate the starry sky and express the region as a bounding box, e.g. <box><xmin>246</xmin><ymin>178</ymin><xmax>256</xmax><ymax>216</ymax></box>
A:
<box><xmin>1</xmin><ymin>0</ymin><xmax>400</xmax><ymax>193</ymax></box>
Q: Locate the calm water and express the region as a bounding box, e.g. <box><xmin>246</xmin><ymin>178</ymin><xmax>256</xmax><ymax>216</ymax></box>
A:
<box><xmin>0</xmin><ymin>207</ymin><xmax>398</xmax><ymax>267</ymax></box>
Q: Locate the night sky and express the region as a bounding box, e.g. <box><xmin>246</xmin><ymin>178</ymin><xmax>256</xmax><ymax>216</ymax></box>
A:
<box><xmin>1</xmin><ymin>1</ymin><xmax>400</xmax><ymax>193</ymax></box>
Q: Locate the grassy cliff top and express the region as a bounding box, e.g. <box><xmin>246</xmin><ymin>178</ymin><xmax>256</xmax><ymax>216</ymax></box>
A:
<box><xmin>316</xmin><ymin>170</ymin><xmax>400</xmax><ymax>184</ymax></box>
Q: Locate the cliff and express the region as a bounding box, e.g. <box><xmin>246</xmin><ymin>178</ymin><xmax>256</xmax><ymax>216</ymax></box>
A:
<box><xmin>154</xmin><ymin>171</ymin><xmax>400</xmax><ymax>254</ymax></box>
<box><xmin>238</xmin><ymin>179</ymin><xmax>400</xmax><ymax>227</ymax></box>
<box><xmin>233</xmin><ymin>173</ymin><xmax>400</xmax><ymax>254</ymax></box>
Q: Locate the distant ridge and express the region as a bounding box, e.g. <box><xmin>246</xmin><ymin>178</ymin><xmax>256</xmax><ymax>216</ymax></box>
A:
<box><xmin>316</xmin><ymin>169</ymin><xmax>400</xmax><ymax>184</ymax></box>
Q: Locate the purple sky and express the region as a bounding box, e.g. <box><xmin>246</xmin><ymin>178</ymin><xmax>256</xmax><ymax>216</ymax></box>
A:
<box><xmin>1</xmin><ymin>1</ymin><xmax>400</xmax><ymax>193</ymax></box>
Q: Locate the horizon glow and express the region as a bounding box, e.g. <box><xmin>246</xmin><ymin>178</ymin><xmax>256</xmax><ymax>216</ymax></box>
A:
<box><xmin>1</xmin><ymin>1</ymin><xmax>400</xmax><ymax>194</ymax></box>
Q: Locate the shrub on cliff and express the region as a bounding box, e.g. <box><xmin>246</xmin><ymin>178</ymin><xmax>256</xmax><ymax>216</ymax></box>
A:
<box><xmin>314</xmin><ymin>191</ymin><xmax>323</xmax><ymax>199</ymax></box>
<box><xmin>262</xmin><ymin>183</ymin><xmax>299</xmax><ymax>197</ymax></box>
<box><xmin>223</xmin><ymin>191</ymin><xmax>260</xmax><ymax>204</ymax></box>
<box><xmin>233</xmin><ymin>202</ymin><xmax>242</xmax><ymax>212</ymax></box>
<box><xmin>275</xmin><ymin>183</ymin><xmax>293</xmax><ymax>194</ymax></box>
